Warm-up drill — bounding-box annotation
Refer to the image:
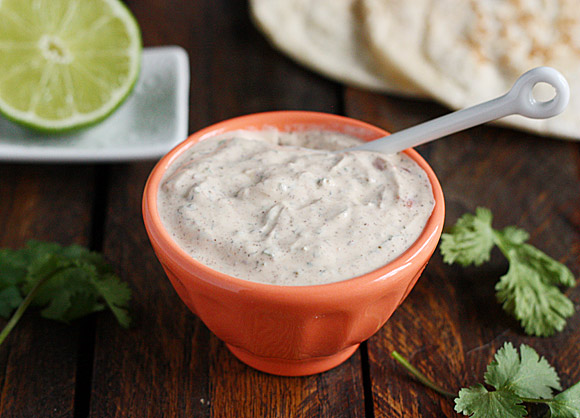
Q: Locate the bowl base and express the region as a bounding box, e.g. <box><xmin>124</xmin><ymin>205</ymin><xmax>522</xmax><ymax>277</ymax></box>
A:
<box><xmin>226</xmin><ymin>343</ymin><xmax>360</xmax><ymax>376</ymax></box>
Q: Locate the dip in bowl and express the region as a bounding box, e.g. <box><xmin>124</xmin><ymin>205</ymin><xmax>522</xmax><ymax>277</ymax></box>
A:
<box><xmin>142</xmin><ymin>111</ymin><xmax>445</xmax><ymax>376</ymax></box>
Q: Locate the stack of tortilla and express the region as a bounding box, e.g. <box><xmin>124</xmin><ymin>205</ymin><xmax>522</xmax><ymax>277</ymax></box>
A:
<box><xmin>250</xmin><ymin>0</ymin><xmax>580</xmax><ymax>140</ymax></box>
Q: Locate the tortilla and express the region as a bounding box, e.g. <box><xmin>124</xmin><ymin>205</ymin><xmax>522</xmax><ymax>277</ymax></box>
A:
<box><xmin>361</xmin><ymin>0</ymin><xmax>580</xmax><ymax>139</ymax></box>
<box><xmin>249</xmin><ymin>0</ymin><xmax>424</xmax><ymax>97</ymax></box>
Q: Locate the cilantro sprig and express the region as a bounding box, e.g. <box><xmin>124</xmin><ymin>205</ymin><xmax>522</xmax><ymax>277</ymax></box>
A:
<box><xmin>440</xmin><ymin>208</ymin><xmax>577</xmax><ymax>337</ymax></box>
<box><xmin>392</xmin><ymin>343</ymin><xmax>580</xmax><ymax>418</ymax></box>
<box><xmin>0</xmin><ymin>240</ymin><xmax>131</xmax><ymax>346</ymax></box>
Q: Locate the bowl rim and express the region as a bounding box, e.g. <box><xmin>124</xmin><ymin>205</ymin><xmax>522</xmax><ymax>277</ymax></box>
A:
<box><xmin>142</xmin><ymin>110</ymin><xmax>445</xmax><ymax>300</ymax></box>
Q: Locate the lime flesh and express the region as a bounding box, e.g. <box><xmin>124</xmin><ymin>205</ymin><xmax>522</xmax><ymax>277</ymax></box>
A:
<box><xmin>0</xmin><ymin>0</ymin><xmax>142</xmax><ymax>132</ymax></box>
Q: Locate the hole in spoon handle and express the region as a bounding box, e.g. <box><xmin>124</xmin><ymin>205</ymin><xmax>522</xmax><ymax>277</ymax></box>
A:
<box><xmin>507</xmin><ymin>67</ymin><xmax>570</xmax><ymax>119</ymax></box>
<box><xmin>345</xmin><ymin>67</ymin><xmax>569</xmax><ymax>155</ymax></box>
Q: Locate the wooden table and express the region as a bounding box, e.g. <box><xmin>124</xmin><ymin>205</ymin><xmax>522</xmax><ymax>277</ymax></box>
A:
<box><xmin>1</xmin><ymin>1</ymin><xmax>578</xmax><ymax>417</ymax></box>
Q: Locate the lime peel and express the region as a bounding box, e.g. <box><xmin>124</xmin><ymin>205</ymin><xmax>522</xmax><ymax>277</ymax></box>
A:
<box><xmin>0</xmin><ymin>0</ymin><xmax>142</xmax><ymax>133</ymax></box>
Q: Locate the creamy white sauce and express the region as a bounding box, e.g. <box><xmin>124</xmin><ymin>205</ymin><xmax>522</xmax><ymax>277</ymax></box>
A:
<box><xmin>158</xmin><ymin>129</ymin><xmax>435</xmax><ymax>286</ymax></box>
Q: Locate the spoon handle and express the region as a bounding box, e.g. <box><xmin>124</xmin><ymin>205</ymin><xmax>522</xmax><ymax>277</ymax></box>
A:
<box><xmin>348</xmin><ymin>67</ymin><xmax>570</xmax><ymax>154</ymax></box>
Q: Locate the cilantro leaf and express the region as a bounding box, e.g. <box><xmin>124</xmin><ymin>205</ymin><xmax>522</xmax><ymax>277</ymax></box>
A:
<box><xmin>440</xmin><ymin>207</ymin><xmax>495</xmax><ymax>266</ymax></box>
<box><xmin>549</xmin><ymin>381</ymin><xmax>580</xmax><ymax>418</ymax></box>
<box><xmin>484</xmin><ymin>342</ymin><xmax>561</xmax><ymax>399</ymax></box>
<box><xmin>0</xmin><ymin>247</ymin><xmax>33</xmax><ymax>318</ymax></box>
<box><xmin>495</xmin><ymin>267</ymin><xmax>574</xmax><ymax>337</ymax></box>
<box><xmin>455</xmin><ymin>343</ymin><xmax>565</xmax><ymax>418</ymax></box>
<box><xmin>0</xmin><ymin>248</ymin><xmax>29</xmax><ymax>287</ymax></box>
<box><xmin>494</xmin><ymin>231</ymin><xmax>576</xmax><ymax>288</ymax></box>
<box><xmin>493</xmin><ymin>231</ymin><xmax>575</xmax><ymax>337</ymax></box>
<box><xmin>392</xmin><ymin>342</ymin><xmax>579</xmax><ymax>418</ymax></box>
<box><xmin>454</xmin><ymin>384</ymin><xmax>526</xmax><ymax>418</ymax></box>
<box><xmin>0</xmin><ymin>286</ymin><xmax>23</xmax><ymax>318</ymax></box>
<box><xmin>26</xmin><ymin>263</ymin><xmax>105</xmax><ymax>323</ymax></box>
<box><xmin>90</xmin><ymin>273</ymin><xmax>132</xmax><ymax>328</ymax></box>
<box><xmin>0</xmin><ymin>240</ymin><xmax>132</xmax><ymax>346</ymax></box>
<box><xmin>17</xmin><ymin>242</ymin><xmax>132</xmax><ymax>327</ymax></box>
<box><xmin>42</xmin><ymin>291</ymin><xmax>105</xmax><ymax>323</ymax></box>
<box><xmin>499</xmin><ymin>226</ymin><xmax>529</xmax><ymax>245</ymax></box>
<box><xmin>24</xmin><ymin>241</ymin><xmax>64</xmax><ymax>263</ymax></box>
<box><xmin>440</xmin><ymin>208</ymin><xmax>577</xmax><ymax>337</ymax></box>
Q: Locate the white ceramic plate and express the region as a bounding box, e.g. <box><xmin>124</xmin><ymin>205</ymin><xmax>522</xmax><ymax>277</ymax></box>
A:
<box><xmin>0</xmin><ymin>46</ymin><xmax>189</xmax><ymax>163</ymax></box>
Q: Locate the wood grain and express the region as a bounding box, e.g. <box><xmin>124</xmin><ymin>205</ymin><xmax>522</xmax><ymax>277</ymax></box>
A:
<box><xmin>345</xmin><ymin>88</ymin><xmax>580</xmax><ymax>417</ymax></box>
<box><xmin>0</xmin><ymin>164</ymin><xmax>96</xmax><ymax>418</ymax></box>
<box><xmin>89</xmin><ymin>163</ymin><xmax>213</xmax><ymax>418</ymax></box>
<box><xmin>209</xmin><ymin>340</ymin><xmax>364</xmax><ymax>418</ymax></box>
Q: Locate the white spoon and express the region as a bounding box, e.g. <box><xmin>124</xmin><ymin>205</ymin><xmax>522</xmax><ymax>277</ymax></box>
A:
<box><xmin>347</xmin><ymin>67</ymin><xmax>570</xmax><ymax>154</ymax></box>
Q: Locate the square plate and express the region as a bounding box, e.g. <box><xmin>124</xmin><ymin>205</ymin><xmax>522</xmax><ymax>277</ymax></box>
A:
<box><xmin>0</xmin><ymin>46</ymin><xmax>189</xmax><ymax>163</ymax></box>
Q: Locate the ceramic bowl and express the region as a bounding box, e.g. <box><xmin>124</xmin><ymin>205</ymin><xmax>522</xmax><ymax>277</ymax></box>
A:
<box><xmin>142</xmin><ymin>111</ymin><xmax>445</xmax><ymax>376</ymax></box>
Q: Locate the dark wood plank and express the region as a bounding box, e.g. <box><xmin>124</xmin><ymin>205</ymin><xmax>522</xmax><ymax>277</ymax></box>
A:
<box><xmin>185</xmin><ymin>0</ymin><xmax>342</xmax><ymax>129</ymax></box>
<box><xmin>88</xmin><ymin>1</ymin><xmax>366</xmax><ymax>417</ymax></box>
<box><xmin>127</xmin><ymin>0</ymin><xmax>341</xmax><ymax>132</ymax></box>
<box><xmin>209</xmin><ymin>340</ymin><xmax>364</xmax><ymax>418</ymax></box>
<box><xmin>345</xmin><ymin>88</ymin><xmax>580</xmax><ymax>417</ymax></box>
<box><xmin>89</xmin><ymin>163</ymin><xmax>213</xmax><ymax>418</ymax></box>
<box><xmin>0</xmin><ymin>164</ymin><xmax>96</xmax><ymax>418</ymax></box>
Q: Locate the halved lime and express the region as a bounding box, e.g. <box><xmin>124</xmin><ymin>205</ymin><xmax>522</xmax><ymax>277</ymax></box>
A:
<box><xmin>0</xmin><ymin>0</ymin><xmax>142</xmax><ymax>132</ymax></box>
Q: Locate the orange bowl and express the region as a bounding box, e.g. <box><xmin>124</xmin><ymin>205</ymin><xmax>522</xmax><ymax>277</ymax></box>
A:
<box><xmin>142</xmin><ymin>111</ymin><xmax>445</xmax><ymax>376</ymax></box>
